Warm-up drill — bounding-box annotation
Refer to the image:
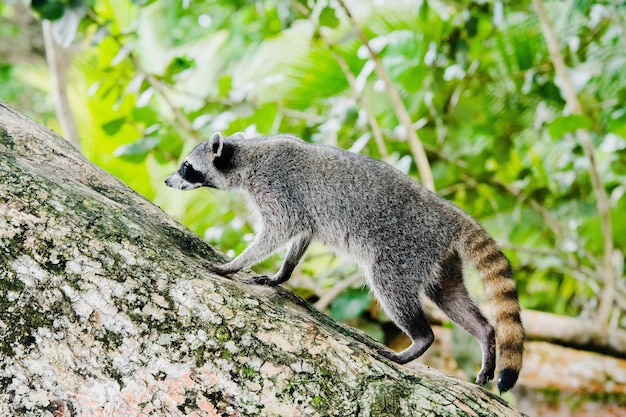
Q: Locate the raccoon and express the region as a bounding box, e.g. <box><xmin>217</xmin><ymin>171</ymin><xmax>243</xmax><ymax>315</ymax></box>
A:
<box><xmin>165</xmin><ymin>132</ymin><xmax>524</xmax><ymax>392</ymax></box>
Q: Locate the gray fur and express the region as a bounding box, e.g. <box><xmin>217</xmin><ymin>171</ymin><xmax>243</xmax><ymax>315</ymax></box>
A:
<box><xmin>165</xmin><ymin>132</ymin><xmax>523</xmax><ymax>390</ymax></box>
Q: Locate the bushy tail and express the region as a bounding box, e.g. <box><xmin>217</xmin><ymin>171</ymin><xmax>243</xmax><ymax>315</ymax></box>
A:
<box><xmin>459</xmin><ymin>223</ymin><xmax>524</xmax><ymax>392</ymax></box>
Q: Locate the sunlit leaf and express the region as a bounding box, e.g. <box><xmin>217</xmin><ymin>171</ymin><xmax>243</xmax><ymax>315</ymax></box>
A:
<box><xmin>548</xmin><ymin>115</ymin><xmax>592</xmax><ymax>139</ymax></box>
<box><xmin>218</xmin><ymin>75</ymin><xmax>232</xmax><ymax>97</ymax></box>
<box><xmin>101</xmin><ymin>117</ymin><xmax>126</xmax><ymax>135</ymax></box>
<box><xmin>163</xmin><ymin>56</ymin><xmax>195</xmax><ymax>82</ymax></box>
<box><xmin>111</xmin><ymin>43</ymin><xmax>134</xmax><ymax>66</ymax></box>
<box><xmin>113</xmin><ymin>136</ymin><xmax>161</xmax><ymax>162</ymax></box>
<box><xmin>136</xmin><ymin>87</ymin><xmax>155</xmax><ymax>108</ymax></box>
<box><xmin>319</xmin><ymin>7</ymin><xmax>339</xmax><ymax>29</ymax></box>
<box><xmin>131</xmin><ymin>0</ymin><xmax>156</xmax><ymax>6</ymax></box>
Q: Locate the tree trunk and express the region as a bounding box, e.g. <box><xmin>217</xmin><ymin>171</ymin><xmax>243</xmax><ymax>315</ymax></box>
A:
<box><xmin>0</xmin><ymin>101</ymin><xmax>524</xmax><ymax>417</ymax></box>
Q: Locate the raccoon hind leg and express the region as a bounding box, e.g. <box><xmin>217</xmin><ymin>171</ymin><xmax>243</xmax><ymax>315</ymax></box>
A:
<box><xmin>426</xmin><ymin>252</ymin><xmax>496</xmax><ymax>385</ymax></box>
<box><xmin>369</xmin><ymin>265</ymin><xmax>435</xmax><ymax>364</ymax></box>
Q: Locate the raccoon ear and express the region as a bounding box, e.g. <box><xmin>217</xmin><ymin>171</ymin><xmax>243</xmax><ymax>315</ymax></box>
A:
<box><xmin>208</xmin><ymin>132</ymin><xmax>224</xmax><ymax>157</ymax></box>
<box><xmin>208</xmin><ymin>132</ymin><xmax>234</xmax><ymax>170</ymax></box>
<box><xmin>229</xmin><ymin>132</ymin><xmax>245</xmax><ymax>140</ymax></box>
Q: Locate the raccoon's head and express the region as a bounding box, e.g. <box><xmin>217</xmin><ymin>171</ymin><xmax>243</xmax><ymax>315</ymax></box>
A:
<box><xmin>164</xmin><ymin>132</ymin><xmax>241</xmax><ymax>190</ymax></box>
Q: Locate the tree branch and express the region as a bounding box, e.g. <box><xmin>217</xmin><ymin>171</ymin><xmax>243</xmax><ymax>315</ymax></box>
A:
<box><xmin>521</xmin><ymin>310</ymin><xmax>626</xmax><ymax>359</ymax></box>
<box><xmin>314</xmin><ymin>272</ymin><xmax>363</xmax><ymax>311</ymax></box>
<box><xmin>328</xmin><ymin>45</ymin><xmax>390</xmax><ymax>160</ymax></box>
<box><xmin>128</xmin><ymin>53</ymin><xmax>204</xmax><ymax>144</ymax></box>
<box><xmin>42</xmin><ymin>20</ymin><xmax>81</xmax><ymax>151</ymax></box>
<box><xmin>532</xmin><ymin>0</ymin><xmax>616</xmax><ymax>325</ymax></box>
<box><xmin>335</xmin><ymin>0</ymin><xmax>435</xmax><ymax>191</ymax></box>
<box><xmin>299</xmin><ymin>5</ymin><xmax>389</xmax><ymax>160</ymax></box>
<box><xmin>103</xmin><ymin>28</ymin><xmax>204</xmax><ymax>144</ymax></box>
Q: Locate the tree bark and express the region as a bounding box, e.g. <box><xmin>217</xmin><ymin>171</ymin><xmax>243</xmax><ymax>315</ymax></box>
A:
<box><xmin>522</xmin><ymin>310</ymin><xmax>626</xmax><ymax>359</ymax></box>
<box><xmin>0</xmin><ymin>101</ymin><xmax>524</xmax><ymax>417</ymax></box>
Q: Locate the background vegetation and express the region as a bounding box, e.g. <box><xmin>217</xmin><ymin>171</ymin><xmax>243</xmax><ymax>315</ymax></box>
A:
<box><xmin>1</xmin><ymin>0</ymin><xmax>624</xmax><ymax>398</ymax></box>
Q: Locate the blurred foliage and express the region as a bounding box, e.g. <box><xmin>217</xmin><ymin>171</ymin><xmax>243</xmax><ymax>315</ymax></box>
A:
<box><xmin>1</xmin><ymin>0</ymin><xmax>625</xmax><ymax>377</ymax></box>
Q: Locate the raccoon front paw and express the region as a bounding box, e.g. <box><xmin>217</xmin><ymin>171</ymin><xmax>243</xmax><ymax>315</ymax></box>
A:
<box><xmin>253</xmin><ymin>275</ymin><xmax>280</xmax><ymax>286</ymax></box>
<box><xmin>204</xmin><ymin>261</ymin><xmax>231</xmax><ymax>275</ymax></box>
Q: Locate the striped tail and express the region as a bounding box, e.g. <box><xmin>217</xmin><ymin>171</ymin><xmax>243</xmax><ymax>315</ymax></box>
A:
<box><xmin>459</xmin><ymin>223</ymin><xmax>525</xmax><ymax>392</ymax></box>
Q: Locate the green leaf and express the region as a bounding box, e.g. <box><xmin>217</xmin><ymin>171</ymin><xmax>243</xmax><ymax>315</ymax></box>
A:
<box><xmin>102</xmin><ymin>117</ymin><xmax>126</xmax><ymax>135</ymax></box>
<box><xmin>548</xmin><ymin>115</ymin><xmax>592</xmax><ymax>139</ymax></box>
<box><xmin>218</xmin><ymin>75</ymin><xmax>232</xmax><ymax>98</ymax></box>
<box><xmin>319</xmin><ymin>7</ymin><xmax>339</xmax><ymax>29</ymax></box>
<box><xmin>113</xmin><ymin>136</ymin><xmax>161</xmax><ymax>162</ymax></box>
<box><xmin>608</xmin><ymin>109</ymin><xmax>626</xmax><ymax>138</ymax></box>
<box><xmin>31</xmin><ymin>0</ymin><xmax>66</xmax><ymax>20</ymax></box>
<box><xmin>163</xmin><ymin>56</ymin><xmax>195</xmax><ymax>82</ymax></box>
<box><xmin>131</xmin><ymin>0</ymin><xmax>156</xmax><ymax>6</ymax></box>
<box><xmin>329</xmin><ymin>288</ymin><xmax>372</xmax><ymax>321</ymax></box>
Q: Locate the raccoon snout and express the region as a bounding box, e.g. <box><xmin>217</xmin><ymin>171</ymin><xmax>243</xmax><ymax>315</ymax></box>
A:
<box><xmin>164</xmin><ymin>172</ymin><xmax>183</xmax><ymax>189</ymax></box>
<box><xmin>165</xmin><ymin>171</ymin><xmax>203</xmax><ymax>190</ymax></box>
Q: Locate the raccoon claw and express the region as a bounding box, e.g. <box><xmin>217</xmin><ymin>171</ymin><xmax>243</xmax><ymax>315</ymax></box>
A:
<box><xmin>475</xmin><ymin>367</ymin><xmax>495</xmax><ymax>386</ymax></box>
<box><xmin>253</xmin><ymin>275</ymin><xmax>280</xmax><ymax>286</ymax></box>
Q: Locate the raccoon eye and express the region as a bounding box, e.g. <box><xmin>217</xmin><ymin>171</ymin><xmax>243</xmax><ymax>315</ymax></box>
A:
<box><xmin>181</xmin><ymin>161</ymin><xmax>205</xmax><ymax>184</ymax></box>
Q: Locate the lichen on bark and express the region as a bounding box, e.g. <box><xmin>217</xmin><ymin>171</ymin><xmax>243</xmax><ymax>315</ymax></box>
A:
<box><xmin>0</xmin><ymin>101</ymin><xmax>525</xmax><ymax>417</ymax></box>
